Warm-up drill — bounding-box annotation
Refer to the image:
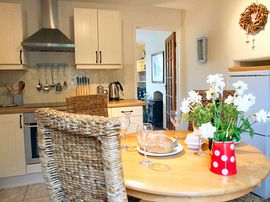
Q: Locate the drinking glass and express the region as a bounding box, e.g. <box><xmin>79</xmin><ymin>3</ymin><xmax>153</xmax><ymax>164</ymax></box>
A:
<box><xmin>170</xmin><ymin>110</ymin><xmax>182</xmax><ymax>139</ymax></box>
<box><xmin>193</xmin><ymin>122</ymin><xmax>207</xmax><ymax>156</ymax></box>
<box><xmin>119</xmin><ymin>116</ymin><xmax>130</xmax><ymax>150</ymax></box>
<box><xmin>136</xmin><ymin>123</ymin><xmax>153</xmax><ymax>166</ymax></box>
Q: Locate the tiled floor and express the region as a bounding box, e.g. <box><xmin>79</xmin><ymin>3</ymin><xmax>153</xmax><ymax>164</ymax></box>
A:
<box><xmin>0</xmin><ymin>183</ymin><xmax>49</xmax><ymax>202</ymax></box>
<box><xmin>0</xmin><ymin>183</ymin><xmax>269</xmax><ymax>202</ymax></box>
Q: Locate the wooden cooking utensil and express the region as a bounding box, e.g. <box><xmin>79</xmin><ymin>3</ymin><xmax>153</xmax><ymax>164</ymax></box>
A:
<box><xmin>18</xmin><ymin>81</ymin><xmax>25</xmax><ymax>94</ymax></box>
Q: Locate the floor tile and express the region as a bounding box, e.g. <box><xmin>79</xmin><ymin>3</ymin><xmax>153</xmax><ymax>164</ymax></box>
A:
<box><xmin>0</xmin><ymin>185</ymin><xmax>27</xmax><ymax>202</ymax></box>
<box><xmin>23</xmin><ymin>196</ymin><xmax>50</xmax><ymax>202</ymax></box>
<box><xmin>24</xmin><ymin>183</ymin><xmax>48</xmax><ymax>199</ymax></box>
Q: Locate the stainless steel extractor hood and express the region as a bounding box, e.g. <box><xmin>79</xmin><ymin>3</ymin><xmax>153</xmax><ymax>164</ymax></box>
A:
<box><xmin>22</xmin><ymin>0</ymin><xmax>74</xmax><ymax>52</ymax></box>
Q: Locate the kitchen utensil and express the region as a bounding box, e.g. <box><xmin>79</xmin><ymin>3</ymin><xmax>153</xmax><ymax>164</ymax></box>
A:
<box><xmin>18</xmin><ymin>81</ymin><xmax>25</xmax><ymax>94</ymax></box>
<box><xmin>56</xmin><ymin>66</ymin><xmax>62</xmax><ymax>92</ymax></box>
<box><xmin>76</xmin><ymin>77</ymin><xmax>79</xmax><ymax>95</ymax></box>
<box><xmin>84</xmin><ymin>76</ymin><xmax>88</xmax><ymax>95</ymax></box>
<box><xmin>6</xmin><ymin>85</ymin><xmax>15</xmax><ymax>95</ymax></box>
<box><xmin>36</xmin><ymin>65</ymin><xmax>42</xmax><ymax>91</ymax></box>
<box><xmin>87</xmin><ymin>77</ymin><xmax>90</xmax><ymax>95</ymax></box>
<box><xmin>50</xmin><ymin>65</ymin><xmax>55</xmax><ymax>87</ymax></box>
<box><xmin>97</xmin><ymin>85</ymin><xmax>108</xmax><ymax>95</ymax></box>
<box><xmin>43</xmin><ymin>68</ymin><xmax>50</xmax><ymax>92</ymax></box>
<box><xmin>97</xmin><ymin>85</ymin><xmax>104</xmax><ymax>94</ymax></box>
<box><xmin>82</xmin><ymin>76</ymin><xmax>85</xmax><ymax>95</ymax></box>
<box><xmin>109</xmin><ymin>81</ymin><xmax>123</xmax><ymax>101</ymax></box>
<box><xmin>79</xmin><ymin>77</ymin><xmax>82</xmax><ymax>95</ymax></box>
<box><xmin>63</xmin><ymin>66</ymin><xmax>68</xmax><ymax>89</ymax></box>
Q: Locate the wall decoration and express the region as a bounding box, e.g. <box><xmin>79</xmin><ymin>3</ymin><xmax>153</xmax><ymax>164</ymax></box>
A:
<box><xmin>239</xmin><ymin>3</ymin><xmax>269</xmax><ymax>36</ymax></box>
<box><xmin>197</xmin><ymin>36</ymin><xmax>207</xmax><ymax>64</ymax></box>
<box><xmin>151</xmin><ymin>51</ymin><xmax>164</xmax><ymax>83</ymax></box>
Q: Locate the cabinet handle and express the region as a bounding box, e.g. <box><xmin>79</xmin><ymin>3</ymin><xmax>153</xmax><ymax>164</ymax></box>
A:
<box><xmin>19</xmin><ymin>50</ymin><xmax>23</xmax><ymax>64</ymax></box>
<box><xmin>96</xmin><ymin>51</ymin><xmax>98</xmax><ymax>63</ymax></box>
<box><xmin>19</xmin><ymin>114</ymin><xmax>22</xmax><ymax>129</ymax></box>
<box><xmin>99</xmin><ymin>51</ymin><xmax>102</xmax><ymax>63</ymax></box>
<box><xmin>121</xmin><ymin>110</ymin><xmax>133</xmax><ymax>115</ymax></box>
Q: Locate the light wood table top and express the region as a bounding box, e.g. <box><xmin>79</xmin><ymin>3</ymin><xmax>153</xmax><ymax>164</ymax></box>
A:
<box><xmin>122</xmin><ymin>130</ymin><xmax>270</xmax><ymax>202</ymax></box>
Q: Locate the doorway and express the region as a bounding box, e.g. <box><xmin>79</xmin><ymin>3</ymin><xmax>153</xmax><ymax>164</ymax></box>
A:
<box><xmin>135</xmin><ymin>29</ymin><xmax>177</xmax><ymax>129</ymax></box>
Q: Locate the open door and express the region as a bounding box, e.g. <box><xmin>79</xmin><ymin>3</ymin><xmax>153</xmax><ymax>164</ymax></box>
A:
<box><xmin>165</xmin><ymin>32</ymin><xmax>176</xmax><ymax>130</ymax></box>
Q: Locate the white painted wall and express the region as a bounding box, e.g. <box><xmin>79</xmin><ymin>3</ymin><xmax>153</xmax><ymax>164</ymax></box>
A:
<box><xmin>136</xmin><ymin>29</ymin><xmax>171</xmax><ymax>127</ymax></box>
<box><xmin>181</xmin><ymin>0</ymin><xmax>270</xmax><ymax>129</ymax></box>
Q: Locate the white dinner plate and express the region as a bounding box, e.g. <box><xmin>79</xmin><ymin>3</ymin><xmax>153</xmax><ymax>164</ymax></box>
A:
<box><xmin>137</xmin><ymin>143</ymin><xmax>184</xmax><ymax>157</ymax></box>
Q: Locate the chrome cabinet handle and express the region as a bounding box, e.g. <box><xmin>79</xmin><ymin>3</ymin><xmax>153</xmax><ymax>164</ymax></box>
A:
<box><xmin>121</xmin><ymin>110</ymin><xmax>133</xmax><ymax>115</ymax></box>
<box><xmin>19</xmin><ymin>114</ymin><xmax>22</xmax><ymax>129</ymax></box>
<box><xmin>96</xmin><ymin>51</ymin><xmax>98</xmax><ymax>63</ymax></box>
<box><xmin>99</xmin><ymin>51</ymin><xmax>102</xmax><ymax>63</ymax></box>
<box><xmin>20</xmin><ymin>50</ymin><xmax>23</xmax><ymax>64</ymax></box>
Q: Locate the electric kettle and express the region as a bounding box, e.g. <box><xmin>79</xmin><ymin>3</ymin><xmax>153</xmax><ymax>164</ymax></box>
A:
<box><xmin>109</xmin><ymin>81</ymin><xmax>123</xmax><ymax>101</ymax></box>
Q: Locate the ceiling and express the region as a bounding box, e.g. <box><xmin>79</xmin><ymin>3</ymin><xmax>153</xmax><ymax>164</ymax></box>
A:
<box><xmin>61</xmin><ymin>0</ymin><xmax>200</xmax><ymax>10</ymax></box>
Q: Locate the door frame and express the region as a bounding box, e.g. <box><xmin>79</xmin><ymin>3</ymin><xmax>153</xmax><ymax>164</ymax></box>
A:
<box><xmin>133</xmin><ymin>24</ymin><xmax>182</xmax><ymax>127</ymax></box>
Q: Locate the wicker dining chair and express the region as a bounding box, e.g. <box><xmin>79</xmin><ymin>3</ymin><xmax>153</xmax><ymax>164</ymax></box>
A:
<box><xmin>187</xmin><ymin>90</ymin><xmax>235</xmax><ymax>131</ymax></box>
<box><xmin>36</xmin><ymin>108</ymin><xmax>127</xmax><ymax>202</ymax></box>
<box><xmin>66</xmin><ymin>94</ymin><xmax>108</xmax><ymax>117</ymax></box>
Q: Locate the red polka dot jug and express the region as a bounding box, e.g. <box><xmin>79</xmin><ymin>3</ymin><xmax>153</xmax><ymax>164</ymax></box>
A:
<box><xmin>210</xmin><ymin>140</ymin><xmax>237</xmax><ymax>176</ymax></box>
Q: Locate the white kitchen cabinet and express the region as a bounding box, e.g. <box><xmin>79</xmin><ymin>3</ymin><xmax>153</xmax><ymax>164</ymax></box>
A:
<box><xmin>109</xmin><ymin>106</ymin><xmax>143</xmax><ymax>134</ymax></box>
<box><xmin>0</xmin><ymin>113</ymin><xmax>26</xmax><ymax>178</ymax></box>
<box><xmin>74</xmin><ymin>8</ymin><xmax>122</xmax><ymax>69</ymax></box>
<box><xmin>0</xmin><ymin>3</ymin><xmax>25</xmax><ymax>70</ymax></box>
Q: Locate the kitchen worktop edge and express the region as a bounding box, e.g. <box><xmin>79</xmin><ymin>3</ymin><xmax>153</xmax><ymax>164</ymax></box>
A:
<box><xmin>0</xmin><ymin>99</ymin><xmax>146</xmax><ymax>114</ymax></box>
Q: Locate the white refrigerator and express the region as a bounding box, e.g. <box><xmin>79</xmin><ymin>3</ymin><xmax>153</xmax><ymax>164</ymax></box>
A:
<box><xmin>227</xmin><ymin>70</ymin><xmax>270</xmax><ymax>199</ymax></box>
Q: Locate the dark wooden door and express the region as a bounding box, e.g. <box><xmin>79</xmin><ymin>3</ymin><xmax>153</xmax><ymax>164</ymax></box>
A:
<box><xmin>165</xmin><ymin>32</ymin><xmax>176</xmax><ymax>130</ymax></box>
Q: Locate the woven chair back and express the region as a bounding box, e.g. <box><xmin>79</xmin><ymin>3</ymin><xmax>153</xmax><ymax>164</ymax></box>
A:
<box><xmin>66</xmin><ymin>94</ymin><xmax>108</xmax><ymax>117</ymax></box>
<box><xmin>188</xmin><ymin>90</ymin><xmax>235</xmax><ymax>131</ymax></box>
<box><xmin>36</xmin><ymin>108</ymin><xmax>127</xmax><ymax>202</ymax></box>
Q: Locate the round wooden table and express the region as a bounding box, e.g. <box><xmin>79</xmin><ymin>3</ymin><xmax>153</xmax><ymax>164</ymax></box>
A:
<box><xmin>121</xmin><ymin>130</ymin><xmax>270</xmax><ymax>202</ymax></box>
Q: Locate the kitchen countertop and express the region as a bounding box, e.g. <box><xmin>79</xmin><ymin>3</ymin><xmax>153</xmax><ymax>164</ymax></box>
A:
<box><xmin>228</xmin><ymin>65</ymin><xmax>270</xmax><ymax>72</ymax></box>
<box><xmin>0</xmin><ymin>99</ymin><xmax>146</xmax><ymax>114</ymax></box>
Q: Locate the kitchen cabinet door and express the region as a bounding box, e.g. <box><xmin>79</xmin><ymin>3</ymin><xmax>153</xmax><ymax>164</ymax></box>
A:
<box><xmin>74</xmin><ymin>8</ymin><xmax>98</xmax><ymax>65</ymax></box>
<box><xmin>98</xmin><ymin>10</ymin><xmax>122</xmax><ymax>65</ymax></box>
<box><xmin>74</xmin><ymin>8</ymin><xmax>122</xmax><ymax>69</ymax></box>
<box><xmin>0</xmin><ymin>113</ymin><xmax>26</xmax><ymax>178</ymax></box>
<box><xmin>109</xmin><ymin>106</ymin><xmax>143</xmax><ymax>134</ymax></box>
<box><xmin>0</xmin><ymin>3</ymin><xmax>24</xmax><ymax>70</ymax></box>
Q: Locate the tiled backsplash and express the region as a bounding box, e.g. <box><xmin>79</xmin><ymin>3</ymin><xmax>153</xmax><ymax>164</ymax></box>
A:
<box><xmin>0</xmin><ymin>65</ymin><xmax>124</xmax><ymax>105</ymax></box>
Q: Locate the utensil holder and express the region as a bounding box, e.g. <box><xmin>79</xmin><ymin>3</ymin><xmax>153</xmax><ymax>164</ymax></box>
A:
<box><xmin>13</xmin><ymin>94</ymin><xmax>23</xmax><ymax>106</ymax></box>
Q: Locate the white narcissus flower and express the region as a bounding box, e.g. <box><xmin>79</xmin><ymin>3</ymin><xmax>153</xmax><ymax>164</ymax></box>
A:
<box><xmin>234</xmin><ymin>93</ymin><xmax>255</xmax><ymax>112</ymax></box>
<box><xmin>188</xmin><ymin>90</ymin><xmax>202</xmax><ymax>104</ymax></box>
<box><xmin>233</xmin><ymin>80</ymin><xmax>248</xmax><ymax>96</ymax></box>
<box><xmin>199</xmin><ymin>122</ymin><xmax>216</xmax><ymax>139</ymax></box>
<box><xmin>255</xmin><ymin>109</ymin><xmax>269</xmax><ymax>123</ymax></box>
<box><xmin>180</xmin><ymin>98</ymin><xmax>191</xmax><ymax>114</ymax></box>
<box><xmin>207</xmin><ymin>73</ymin><xmax>224</xmax><ymax>85</ymax></box>
<box><xmin>225</xmin><ymin>95</ymin><xmax>234</xmax><ymax>104</ymax></box>
<box><xmin>206</xmin><ymin>90</ymin><xmax>212</xmax><ymax>100</ymax></box>
<box><xmin>206</xmin><ymin>74</ymin><xmax>225</xmax><ymax>98</ymax></box>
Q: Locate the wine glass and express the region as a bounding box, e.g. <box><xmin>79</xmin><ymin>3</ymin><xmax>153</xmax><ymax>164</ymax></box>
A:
<box><xmin>170</xmin><ymin>110</ymin><xmax>182</xmax><ymax>139</ymax></box>
<box><xmin>119</xmin><ymin>116</ymin><xmax>130</xmax><ymax>150</ymax></box>
<box><xmin>136</xmin><ymin>123</ymin><xmax>153</xmax><ymax>166</ymax></box>
<box><xmin>193</xmin><ymin>122</ymin><xmax>207</xmax><ymax>156</ymax></box>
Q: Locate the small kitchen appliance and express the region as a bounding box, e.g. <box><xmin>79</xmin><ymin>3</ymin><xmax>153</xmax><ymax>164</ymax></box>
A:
<box><xmin>96</xmin><ymin>85</ymin><xmax>108</xmax><ymax>95</ymax></box>
<box><xmin>109</xmin><ymin>81</ymin><xmax>123</xmax><ymax>101</ymax></box>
